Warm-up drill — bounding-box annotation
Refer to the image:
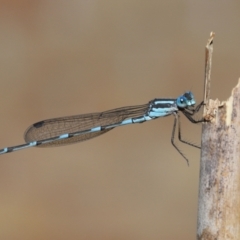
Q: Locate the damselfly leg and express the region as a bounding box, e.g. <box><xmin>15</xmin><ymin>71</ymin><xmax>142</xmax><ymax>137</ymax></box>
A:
<box><xmin>171</xmin><ymin>101</ymin><xmax>205</xmax><ymax>164</ymax></box>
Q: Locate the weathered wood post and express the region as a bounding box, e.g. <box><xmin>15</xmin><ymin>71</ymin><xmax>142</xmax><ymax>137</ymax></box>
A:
<box><xmin>197</xmin><ymin>33</ymin><xmax>240</xmax><ymax>240</ymax></box>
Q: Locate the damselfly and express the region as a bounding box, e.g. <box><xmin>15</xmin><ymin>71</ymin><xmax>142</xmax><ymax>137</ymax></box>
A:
<box><xmin>0</xmin><ymin>91</ymin><xmax>204</xmax><ymax>163</ymax></box>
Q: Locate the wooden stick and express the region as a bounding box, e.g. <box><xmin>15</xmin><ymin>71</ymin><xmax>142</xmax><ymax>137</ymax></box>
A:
<box><xmin>203</xmin><ymin>32</ymin><xmax>215</xmax><ymax>118</ymax></box>
<box><xmin>197</xmin><ymin>34</ymin><xmax>240</xmax><ymax>239</ymax></box>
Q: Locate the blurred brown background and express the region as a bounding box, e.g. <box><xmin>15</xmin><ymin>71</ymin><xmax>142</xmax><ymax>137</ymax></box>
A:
<box><xmin>0</xmin><ymin>1</ymin><xmax>239</xmax><ymax>239</ymax></box>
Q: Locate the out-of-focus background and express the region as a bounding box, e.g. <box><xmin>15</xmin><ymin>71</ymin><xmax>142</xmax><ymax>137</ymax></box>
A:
<box><xmin>0</xmin><ymin>1</ymin><xmax>239</xmax><ymax>239</ymax></box>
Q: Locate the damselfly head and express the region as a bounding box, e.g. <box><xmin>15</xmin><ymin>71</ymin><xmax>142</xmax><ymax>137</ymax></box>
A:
<box><xmin>176</xmin><ymin>91</ymin><xmax>196</xmax><ymax>109</ymax></box>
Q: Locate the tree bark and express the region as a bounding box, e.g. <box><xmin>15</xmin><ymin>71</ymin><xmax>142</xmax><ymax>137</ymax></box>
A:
<box><xmin>197</xmin><ymin>81</ymin><xmax>240</xmax><ymax>239</ymax></box>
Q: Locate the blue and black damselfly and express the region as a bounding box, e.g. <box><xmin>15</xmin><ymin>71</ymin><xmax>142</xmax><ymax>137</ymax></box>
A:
<box><xmin>0</xmin><ymin>91</ymin><xmax>204</xmax><ymax>164</ymax></box>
